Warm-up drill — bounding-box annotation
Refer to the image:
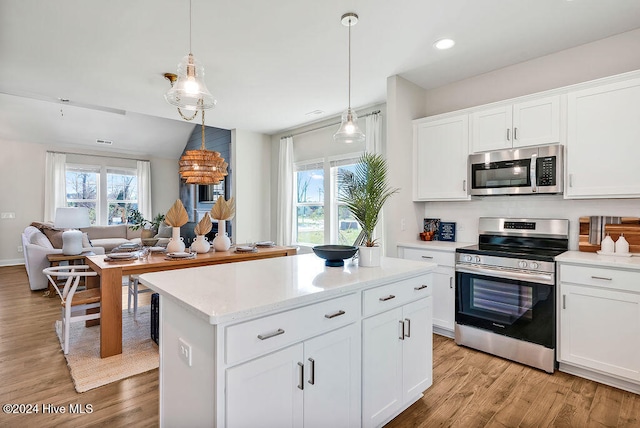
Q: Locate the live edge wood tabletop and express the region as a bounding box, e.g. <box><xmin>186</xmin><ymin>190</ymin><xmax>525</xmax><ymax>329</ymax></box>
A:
<box><xmin>85</xmin><ymin>246</ymin><xmax>297</xmax><ymax>358</ymax></box>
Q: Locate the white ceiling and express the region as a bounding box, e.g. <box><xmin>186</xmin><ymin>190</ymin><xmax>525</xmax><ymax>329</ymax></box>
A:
<box><xmin>1</xmin><ymin>0</ymin><xmax>640</xmax><ymax>159</ymax></box>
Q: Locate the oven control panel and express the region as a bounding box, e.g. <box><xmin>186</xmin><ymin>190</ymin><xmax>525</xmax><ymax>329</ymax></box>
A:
<box><xmin>456</xmin><ymin>253</ymin><xmax>554</xmax><ymax>275</ymax></box>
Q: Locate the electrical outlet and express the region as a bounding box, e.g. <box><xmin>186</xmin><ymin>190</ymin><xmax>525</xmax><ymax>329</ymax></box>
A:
<box><xmin>400</xmin><ymin>218</ymin><xmax>406</xmax><ymax>231</ymax></box>
<box><xmin>17</xmin><ymin>245</ymin><xmax>23</xmax><ymax>253</ymax></box>
<box><xmin>178</xmin><ymin>338</ymin><xmax>192</xmax><ymax>367</ymax></box>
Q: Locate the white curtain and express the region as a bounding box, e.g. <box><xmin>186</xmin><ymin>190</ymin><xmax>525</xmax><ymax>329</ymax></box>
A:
<box><xmin>365</xmin><ymin>111</ymin><xmax>382</xmax><ymax>154</ymax></box>
<box><xmin>44</xmin><ymin>152</ymin><xmax>67</xmax><ymax>222</ymax></box>
<box><xmin>364</xmin><ymin>112</ymin><xmax>386</xmax><ymax>254</ymax></box>
<box><xmin>137</xmin><ymin>160</ymin><xmax>152</xmax><ymax>221</ymax></box>
<box><xmin>276</xmin><ymin>136</ymin><xmax>294</xmax><ymax>246</ymax></box>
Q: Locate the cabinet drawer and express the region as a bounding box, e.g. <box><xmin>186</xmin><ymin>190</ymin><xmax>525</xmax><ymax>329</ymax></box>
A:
<box><xmin>400</xmin><ymin>247</ymin><xmax>454</xmax><ymax>267</ymax></box>
<box><xmin>225</xmin><ymin>293</ymin><xmax>359</xmax><ymax>365</ymax></box>
<box><xmin>362</xmin><ymin>275</ymin><xmax>432</xmax><ymax>317</ymax></box>
<box><xmin>560</xmin><ymin>264</ymin><xmax>640</xmax><ymax>293</ymax></box>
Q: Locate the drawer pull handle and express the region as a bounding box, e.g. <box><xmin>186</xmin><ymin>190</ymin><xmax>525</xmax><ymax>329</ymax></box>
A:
<box><xmin>379</xmin><ymin>295</ymin><xmax>396</xmax><ymax>302</ymax></box>
<box><xmin>308</xmin><ymin>358</ymin><xmax>315</xmax><ymax>385</ymax></box>
<box><xmin>324</xmin><ymin>310</ymin><xmax>346</xmax><ymax>319</ymax></box>
<box><xmin>399</xmin><ymin>320</ymin><xmax>405</xmax><ymax>340</ymax></box>
<box><xmin>591</xmin><ymin>276</ymin><xmax>612</xmax><ymax>281</ymax></box>
<box><xmin>421</xmin><ymin>255</ymin><xmax>434</xmax><ymax>259</ymax></box>
<box><xmin>298</xmin><ymin>362</ymin><xmax>304</xmax><ymax>390</ymax></box>
<box><xmin>414</xmin><ymin>284</ymin><xmax>428</xmax><ymax>291</ymax></box>
<box><xmin>257</xmin><ymin>328</ymin><xmax>285</xmax><ymax>340</ymax></box>
<box><xmin>405</xmin><ymin>318</ymin><xmax>411</xmax><ymax>338</ymax></box>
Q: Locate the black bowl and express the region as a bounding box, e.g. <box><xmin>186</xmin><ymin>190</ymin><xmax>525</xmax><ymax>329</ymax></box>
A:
<box><xmin>312</xmin><ymin>245</ymin><xmax>358</xmax><ymax>267</ymax></box>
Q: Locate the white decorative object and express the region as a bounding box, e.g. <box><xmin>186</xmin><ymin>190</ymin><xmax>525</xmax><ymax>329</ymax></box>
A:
<box><xmin>166</xmin><ymin>226</ymin><xmax>185</xmax><ymax>253</ymax></box>
<box><xmin>358</xmin><ymin>246</ymin><xmax>381</xmax><ymax>267</ymax></box>
<box><xmin>55</xmin><ymin>207</ymin><xmax>91</xmax><ymax>255</ymax></box>
<box><xmin>600</xmin><ymin>234</ymin><xmax>614</xmax><ymax>254</ymax></box>
<box><xmin>192</xmin><ymin>235</ymin><xmax>211</xmax><ymax>254</ymax></box>
<box><xmin>615</xmin><ymin>234</ymin><xmax>629</xmax><ymax>254</ymax></box>
<box><xmin>213</xmin><ymin>220</ymin><xmax>231</xmax><ymax>251</ymax></box>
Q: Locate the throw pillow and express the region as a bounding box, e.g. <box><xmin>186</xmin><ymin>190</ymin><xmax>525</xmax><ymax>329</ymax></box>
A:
<box><xmin>156</xmin><ymin>222</ymin><xmax>172</xmax><ymax>238</ymax></box>
<box><xmin>82</xmin><ymin>232</ymin><xmax>92</xmax><ymax>248</ymax></box>
<box><xmin>41</xmin><ymin>228</ymin><xmax>64</xmax><ymax>249</ymax></box>
<box><xmin>32</xmin><ymin>231</ymin><xmax>54</xmax><ymax>249</ymax></box>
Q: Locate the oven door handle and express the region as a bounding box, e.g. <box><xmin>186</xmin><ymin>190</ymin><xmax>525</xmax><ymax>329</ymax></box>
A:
<box><xmin>456</xmin><ymin>264</ymin><xmax>554</xmax><ymax>285</ymax></box>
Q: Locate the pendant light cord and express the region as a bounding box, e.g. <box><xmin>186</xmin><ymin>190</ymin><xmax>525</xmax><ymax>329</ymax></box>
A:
<box><xmin>189</xmin><ymin>0</ymin><xmax>192</xmax><ymax>54</ymax></box>
<box><xmin>200</xmin><ymin>106</ymin><xmax>206</xmax><ymax>150</ymax></box>
<box><xmin>348</xmin><ymin>16</ymin><xmax>351</xmax><ymax>109</ymax></box>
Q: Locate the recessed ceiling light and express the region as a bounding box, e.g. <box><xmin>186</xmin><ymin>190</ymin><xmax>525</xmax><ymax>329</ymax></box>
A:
<box><xmin>434</xmin><ymin>38</ymin><xmax>455</xmax><ymax>50</ymax></box>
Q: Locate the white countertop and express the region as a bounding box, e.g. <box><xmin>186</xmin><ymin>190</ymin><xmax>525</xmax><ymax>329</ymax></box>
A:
<box><xmin>556</xmin><ymin>250</ymin><xmax>640</xmax><ymax>270</ymax></box>
<box><xmin>139</xmin><ymin>253</ymin><xmax>436</xmax><ymax>325</ymax></box>
<box><xmin>397</xmin><ymin>240</ymin><xmax>475</xmax><ymax>251</ymax></box>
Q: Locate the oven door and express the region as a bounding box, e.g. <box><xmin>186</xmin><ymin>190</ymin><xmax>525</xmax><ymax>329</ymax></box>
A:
<box><xmin>455</xmin><ymin>268</ymin><xmax>554</xmax><ymax>348</ymax></box>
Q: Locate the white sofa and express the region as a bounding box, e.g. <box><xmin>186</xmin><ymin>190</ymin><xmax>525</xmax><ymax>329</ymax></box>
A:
<box><xmin>22</xmin><ymin>226</ymin><xmax>105</xmax><ymax>291</ymax></box>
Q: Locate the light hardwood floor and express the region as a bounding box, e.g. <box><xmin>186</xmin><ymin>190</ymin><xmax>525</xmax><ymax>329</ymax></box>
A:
<box><xmin>1</xmin><ymin>265</ymin><xmax>639</xmax><ymax>427</ymax></box>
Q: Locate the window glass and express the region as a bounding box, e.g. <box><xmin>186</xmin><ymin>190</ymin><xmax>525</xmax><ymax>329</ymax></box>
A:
<box><xmin>295</xmin><ymin>167</ymin><xmax>324</xmax><ymax>245</ymax></box>
<box><xmin>335</xmin><ymin>163</ymin><xmax>362</xmax><ymax>245</ymax></box>
<box><xmin>65</xmin><ymin>168</ymin><xmax>99</xmax><ymax>224</ymax></box>
<box><xmin>106</xmin><ymin>171</ymin><xmax>138</xmax><ymax>225</ymax></box>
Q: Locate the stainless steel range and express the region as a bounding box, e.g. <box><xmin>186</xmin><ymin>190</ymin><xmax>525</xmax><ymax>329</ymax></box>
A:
<box><xmin>455</xmin><ymin>217</ymin><xmax>569</xmax><ymax>373</ymax></box>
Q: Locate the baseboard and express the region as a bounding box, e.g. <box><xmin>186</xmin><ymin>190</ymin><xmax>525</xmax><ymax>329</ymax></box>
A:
<box><xmin>559</xmin><ymin>362</ymin><xmax>640</xmax><ymax>394</ymax></box>
<box><xmin>433</xmin><ymin>326</ymin><xmax>454</xmax><ymax>339</ymax></box>
<box><xmin>0</xmin><ymin>259</ymin><xmax>25</xmax><ymax>267</ymax></box>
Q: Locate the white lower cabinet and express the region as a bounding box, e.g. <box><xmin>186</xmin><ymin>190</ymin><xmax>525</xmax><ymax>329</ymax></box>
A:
<box><xmin>398</xmin><ymin>246</ymin><xmax>455</xmax><ymax>337</ymax></box>
<box><xmin>362</xmin><ymin>297</ymin><xmax>433</xmax><ymax>428</ymax></box>
<box><xmin>226</xmin><ymin>323</ymin><xmax>360</xmax><ymax>428</ymax></box>
<box><xmin>558</xmin><ymin>262</ymin><xmax>640</xmax><ymax>391</ymax></box>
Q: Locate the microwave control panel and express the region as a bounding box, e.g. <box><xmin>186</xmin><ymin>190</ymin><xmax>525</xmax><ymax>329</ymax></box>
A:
<box><xmin>536</xmin><ymin>156</ymin><xmax>556</xmax><ymax>186</ymax></box>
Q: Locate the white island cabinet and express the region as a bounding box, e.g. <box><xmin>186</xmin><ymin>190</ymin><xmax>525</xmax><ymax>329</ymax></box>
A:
<box><xmin>139</xmin><ymin>253</ymin><xmax>435</xmax><ymax>428</ymax></box>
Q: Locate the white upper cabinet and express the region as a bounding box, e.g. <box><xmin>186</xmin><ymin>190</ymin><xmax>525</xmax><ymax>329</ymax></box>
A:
<box><xmin>565</xmin><ymin>77</ymin><xmax>640</xmax><ymax>199</ymax></box>
<box><xmin>470</xmin><ymin>95</ymin><xmax>561</xmax><ymax>153</ymax></box>
<box><xmin>413</xmin><ymin>113</ymin><xmax>470</xmax><ymax>201</ymax></box>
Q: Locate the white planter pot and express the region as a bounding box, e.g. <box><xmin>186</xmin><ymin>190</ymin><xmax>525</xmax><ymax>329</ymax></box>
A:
<box><xmin>358</xmin><ymin>245</ymin><xmax>381</xmax><ymax>267</ymax></box>
<box><xmin>166</xmin><ymin>226</ymin><xmax>185</xmax><ymax>253</ymax></box>
<box><xmin>213</xmin><ymin>220</ymin><xmax>231</xmax><ymax>251</ymax></box>
<box><xmin>191</xmin><ymin>235</ymin><xmax>211</xmax><ymax>253</ymax></box>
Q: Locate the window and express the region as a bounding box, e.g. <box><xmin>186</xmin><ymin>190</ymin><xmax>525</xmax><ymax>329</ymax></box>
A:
<box><xmin>106</xmin><ymin>169</ymin><xmax>138</xmax><ymax>225</ymax></box>
<box><xmin>65</xmin><ymin>164</ymin><xmax>138</xmax><ymax>225</ymax></box>
<box><xmin>294</xmin><ymin>161</ymin><xmax>324</xmax><ymax>245</ymax></box>
<box><xmin>293</xmin><ymin>155</ymin><xmax>361</xmax><ymax>246</ymax></box>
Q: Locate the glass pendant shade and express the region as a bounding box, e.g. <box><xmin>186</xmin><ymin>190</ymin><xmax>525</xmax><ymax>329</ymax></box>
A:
<box><xmin>165</xmin><ymin>53</ymin><xmax>217</xmax><ymax>111</ymax></box>
<box><xmin>333</xmin><ymin>108</ymin><xmax>365</xmax><ymax>144</ymax></box>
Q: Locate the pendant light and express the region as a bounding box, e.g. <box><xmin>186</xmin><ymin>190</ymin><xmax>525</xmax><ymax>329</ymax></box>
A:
<box><xmin>178</xmin><ymin>108</ymin><xmax>228</xmax><ymax>185</ymax></box>
<box><xmin>164</xmin><ymin>0</ymin><xmax>216</xmax><ymax>114</ymax></box>
<box><xmin>333</xmin><ymin>12</ymin><xmax>365</xmax><ymax>144</ymax></box>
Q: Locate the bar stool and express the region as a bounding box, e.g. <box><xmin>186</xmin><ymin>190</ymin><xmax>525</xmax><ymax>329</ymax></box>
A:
<box><xmin>128</xmin><ymin>275</ymin><xmax>153</xmax><ymax>320</ymax></box>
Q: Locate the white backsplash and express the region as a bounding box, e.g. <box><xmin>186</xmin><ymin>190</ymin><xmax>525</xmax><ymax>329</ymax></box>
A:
<box><xmin>422</xmin><ymin>195</ymin><xmax>640</xmax><ymax>250</ymax></box>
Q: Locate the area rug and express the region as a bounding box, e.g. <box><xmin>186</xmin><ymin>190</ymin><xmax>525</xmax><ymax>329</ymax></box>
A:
<box><xmin>55</xmin><ymin>306</ymin><xmax>159</xmax><ymax>393</ymax></box>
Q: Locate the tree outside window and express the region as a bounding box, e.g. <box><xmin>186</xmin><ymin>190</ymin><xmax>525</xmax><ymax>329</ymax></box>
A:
<box><xmin>66</xmin><ymin>168</ymin><xmax>98</xmax><ymax>224</ymax></box>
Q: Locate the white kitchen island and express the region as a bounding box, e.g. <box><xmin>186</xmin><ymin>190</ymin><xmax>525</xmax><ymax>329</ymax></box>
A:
<box><xmin>139</xmin><ymin>253</ymin><xmax>436</xmax><ymax>428</ymax></box>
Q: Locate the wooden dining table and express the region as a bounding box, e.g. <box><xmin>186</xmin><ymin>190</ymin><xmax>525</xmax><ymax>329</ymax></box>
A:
<box><xmin>85</xmin><ymin>246</ymin><xmax>297</xmax><ymax>358</ymax></box>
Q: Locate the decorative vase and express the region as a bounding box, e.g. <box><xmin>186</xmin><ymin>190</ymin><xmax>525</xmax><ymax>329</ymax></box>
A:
<box><xmin>213</xmin><ymin>220</ymin><xmax>231</xmax><ymax>251</ymax></box>
<box><xmin>166</xmin><ymin>226</ymin><xmax>185</xmax><ymax>253</ymax></box>
<box><xmin>191</xmin><ymin>235</ymin><xmax>211</xmax><ymax>254</ymax></box>
<box><xmin>358</xmin><ymin>245</ymin><xmax>381</xmax><ymax>267</ymax></box>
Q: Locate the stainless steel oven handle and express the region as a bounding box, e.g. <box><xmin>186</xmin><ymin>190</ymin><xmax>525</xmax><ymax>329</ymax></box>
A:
<box><xmin>455</xmin><ymin>264</ymin><xmax>554</xmax><ymax>285</ymax></box>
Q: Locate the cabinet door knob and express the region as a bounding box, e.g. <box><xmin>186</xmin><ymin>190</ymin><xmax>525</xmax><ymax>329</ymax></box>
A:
<box><xmin>257</xmin><ymin>328</ymin><xmax>285</xmax><ymax>340</ymax></box>
<box><xmin>514</xmin><ymin>127</ymin><xmax>518</xmax><ymax>140</ymax></box>
<box><xmin>506</xmin><ymin>128</ymin><xmax>511</xmax><ymax>141</ymax></box>
<box><xmin>379</xmin><ymin>294</ymin><xmax>396</xmax><ymax>302</ymax></box>
<box><xmin>324</xmin><ymin>310</ymin><xmax>346</xmax><ymax>319</ymax></box>
<box><xmin>450</xmin><ymin>277</ymin><xmax>453</xmax><ymax>289</ymax></box>
<box><xmin>404</xmin><ymin>318</ymin><xmax>411</xmax><ymax>338</ymax></box>
<box><xmin>399</xmin><ymin>320</ymin><xmax>405</xmax><ymax>340</ymax></box>
<box><xmin>463</xmin><ymin>179</ymin><xmax>467</xmax><ymax>192</ymax></box>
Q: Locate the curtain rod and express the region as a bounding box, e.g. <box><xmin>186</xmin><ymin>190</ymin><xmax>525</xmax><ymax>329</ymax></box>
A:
<box><xmin>284</xmin><ymin>110</ymin><xmax>381</xmax><ymax>139</ymax></box>
<box><xmin>46</xmin><ymin>150</ymin><xmax>150</xmax><ymax>163</ymax></box>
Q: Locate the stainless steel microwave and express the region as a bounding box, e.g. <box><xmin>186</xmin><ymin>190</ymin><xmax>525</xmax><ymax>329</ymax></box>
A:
<box><xmin>469</xmin><ymin>144</ymin><xmax>563</xmax><ymax>196</ymax></box>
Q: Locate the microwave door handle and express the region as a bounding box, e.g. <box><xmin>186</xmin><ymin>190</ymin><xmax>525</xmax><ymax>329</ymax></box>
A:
<box><xmin>530</xmin><ymin>154</ymin><xmax>537</xmax><ymax>193</ymax></box>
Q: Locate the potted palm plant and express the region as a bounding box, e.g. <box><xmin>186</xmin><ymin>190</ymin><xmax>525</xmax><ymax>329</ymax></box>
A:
<box><xmin>338</xmin><ymin>152</ymin><xmax>399</xmax><ymax>267</ymax></box>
